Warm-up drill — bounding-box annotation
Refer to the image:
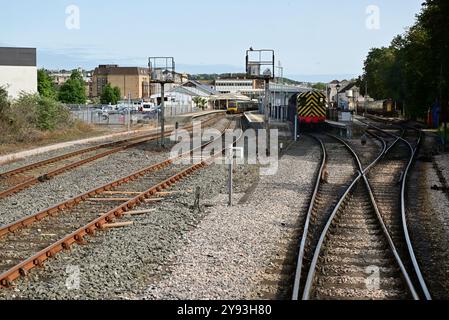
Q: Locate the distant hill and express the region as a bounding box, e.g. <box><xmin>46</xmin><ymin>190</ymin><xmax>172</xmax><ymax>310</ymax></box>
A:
<box><xmin>188</xmin><ymin>73</ymin><xmax>305</xmax><ymax>86</ymax></box>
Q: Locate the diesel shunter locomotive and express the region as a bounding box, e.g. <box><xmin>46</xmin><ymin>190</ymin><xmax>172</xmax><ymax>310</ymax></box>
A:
<box><xmin>297</xmin><ymin>91</ymin><xmax>327</xmax><ymax>124</ymax></box>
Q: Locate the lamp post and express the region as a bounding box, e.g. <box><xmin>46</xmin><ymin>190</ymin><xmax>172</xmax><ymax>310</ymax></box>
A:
<box><xmin>336</xmin><ymin>84</ymin><xmax>341</xmax><ymax>110</ymax></box>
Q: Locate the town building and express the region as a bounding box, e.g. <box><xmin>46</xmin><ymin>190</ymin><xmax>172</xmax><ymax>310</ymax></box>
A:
<box><xmin>334</xmin><ymin>81</ymin><xmax>361</xmax><ymax>111</ymax></box>
<box><xmin>91</xmin><ymin>65</ymin><xmax>151</xmax><ymax>100</ymax></box>
<box><xmin>214</xmin><ymin>79</ymin><xmax>255</xmax><ymax>94</ymax></box>
<box><xmin>49</xmin><ymin>68</ymin><xmax>91</xmax><ymax>86</ymax></box>
<box><xmin>0</xmin><ymin>47</ymin><xmax>37</xmax><ymax>99</ymax></box>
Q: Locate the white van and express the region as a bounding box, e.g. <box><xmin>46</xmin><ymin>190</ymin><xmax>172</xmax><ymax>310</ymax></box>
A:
<box><xmin>140</xmin><ymin>102</ymin><xmax>156</xmax><ymax>112</ymax></box>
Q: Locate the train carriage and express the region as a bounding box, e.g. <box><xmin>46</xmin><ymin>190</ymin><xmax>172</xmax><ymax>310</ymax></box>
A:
<box><xmin>226</xmin><ymin>100</ymin><xmax>259</xmax><ymax>114</ymax></box>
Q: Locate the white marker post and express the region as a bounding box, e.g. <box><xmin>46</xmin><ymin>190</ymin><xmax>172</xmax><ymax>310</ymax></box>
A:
<box><xmin>228</xmin><ymin>144</ymin><xmax>234</xmax><ymax>207</ymax></box>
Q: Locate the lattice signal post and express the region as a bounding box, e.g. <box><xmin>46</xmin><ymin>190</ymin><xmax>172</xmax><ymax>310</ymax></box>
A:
<box><xmin>246</xmin><ymin>49</ymin><xmax>275</xmax><ymax>154</ymax></box>
<box><xmin>149</xmin><ymin>57</ymin><xmax>176</xmax><ymax>147</ymax></box>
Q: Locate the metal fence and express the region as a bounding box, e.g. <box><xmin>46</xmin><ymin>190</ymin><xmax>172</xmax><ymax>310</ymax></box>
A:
<box><xmin>67</xmin><ymin>103</ymin><xmax>197</xmax><ymax>126</ymax></box>
<box><xmin>269</xmin><ymin>105</ymin><xmax>289</xmax><ymax>122</ymax></box>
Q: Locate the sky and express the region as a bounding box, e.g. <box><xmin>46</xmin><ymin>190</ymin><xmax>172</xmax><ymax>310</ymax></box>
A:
<box><xmin>0</xmin><ymin>0</ymin><xmax>424</xmax><ymax>82</ymax></box>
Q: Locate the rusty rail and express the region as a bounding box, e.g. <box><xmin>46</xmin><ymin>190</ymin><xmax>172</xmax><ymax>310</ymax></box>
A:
<box><xmin>0</xmin><ymin>118</ymin><xmax>237</xmax><ymax>288</ymax></box>
<box><xmin>0</xmin><ymin>115</ymin><xmax>223</xmax><ymax>199</ymax></box>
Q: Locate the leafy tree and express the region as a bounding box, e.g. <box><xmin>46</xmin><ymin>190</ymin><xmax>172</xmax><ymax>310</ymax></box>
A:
<box><xmin>359</xmin><ymin>0</ymin><xmax>449</xmax><ymax>119</ymax></box>
<box><xmin>113</xmin><ymin>87</ymin><xmax>121</xmax><ymax>103</ymax></box>
<box><xmin>193</xmin><ymin>96</ymin><xmax>208</xmax><ymax>110</ymax></box>
<box><xmin>37</xmin><ymin>69</ymin><xmax>57</xmax><ymax>99</ymax></box>
<box><xmin>101</xmin><ymin>83</ymin><xmax>121</xmax><ymax>105</ymax></box>
<box><xmin>58</xmin><ymin>70</ymin><xmax>87</xmax><ymax>104</ymax></box>
<box><xmin>311</xmin><ymin>82</ymin><xmax>327</xmax><ymax>91</ymax></box>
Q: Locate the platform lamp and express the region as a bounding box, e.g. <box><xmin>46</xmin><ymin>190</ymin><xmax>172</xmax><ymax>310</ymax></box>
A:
<box><xmin>246</xmin><ymin>48</ymin><xmax>275</xmax><ymax>154</ymax></box>
<box><xmin>336</xmin><ymin>83</ymin><xmax>341</xmax><ymax>109</ymax></box>
<box><xmin>149</xmin><ymin>57</ymin><xmax>175</xmax><ymax>147</ymax></box>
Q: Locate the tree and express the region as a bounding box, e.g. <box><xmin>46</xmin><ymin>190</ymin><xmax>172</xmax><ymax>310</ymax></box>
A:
<box><xmin>101</xmin><ymin>84</ymin><xmax>121</xmax><ymax>105</ymax></box>
<box><xmin>193</xmin><ymin>96</ymin><xmax>208</xmax><ymax>110</ymax></box>
<box><xmin>113</xmin><ymin>87</ymin><xmax>121</xmax><ymax>103</ymax></box>
<box><xmin>37</xmin><ymin>69</ymin><xmax>56</xmax><ymax>99</ymax></box>
<box><xmin>58</xmin><ymin>70</ymin><xmax>87</xmax><ymax>104</ymax></box>
<box><xmin>311</xmin><ymin>82</ymin><xmax>327</xmax><ymax>91</ymax></box>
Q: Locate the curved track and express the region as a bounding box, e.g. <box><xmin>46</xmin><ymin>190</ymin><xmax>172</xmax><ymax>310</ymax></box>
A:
<box><xmin>293</xmin><ymin>125</ymin><xmax>431</xmax><ymax>300</ymax></box>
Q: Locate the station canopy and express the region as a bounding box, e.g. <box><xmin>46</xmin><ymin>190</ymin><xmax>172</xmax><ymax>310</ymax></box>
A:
<box><xmin>210</xmin><ymin>93</ymin><xmax>252</xmax><ymax>102</ymax></box>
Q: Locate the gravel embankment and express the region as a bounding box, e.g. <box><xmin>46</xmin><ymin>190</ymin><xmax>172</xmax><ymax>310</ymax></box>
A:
<box><xmin>433</xmin><ymin>154</ymin><xmax>449</xmax><ymax>233</ymax></box>
<box><xmin>142</xmin><ymin>137</ymin><xmax>321</xmax><ymax>300</ymax></box>
<box><xmin>406</xmin><ymin>136</ymin><xmax>449</xmax><ymax>299</ymax></box>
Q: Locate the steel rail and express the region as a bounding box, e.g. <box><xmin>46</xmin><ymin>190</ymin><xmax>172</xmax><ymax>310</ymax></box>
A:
<box><xmin>0</xmin><ymin>120</ymin><xmax>203</xmax><ymax>178</ymax></box>
<box><xmin>399</xmin><ymin>129</ymin><xmax>432</xmax><ymax>300</ymax></box>
<box><xmin>292</xmin><ymin>135</ymin><xmax>327</xmax><ymax>300</ymax></box>
<box><xmin>356</xmin><ymin>120</ymin><xmax>432</xmax><ymax>300</ymax></box>
<box><xmin>301</xmin><ymin>133</ymin><xmax>420</xmax><ymax>300</ymax></box>
<box><xmin>0</xmin><ymin>118</ymin><xmax>241</xmax><ymax>288</ymax></box>
<box><xmin>0</xmin><ymin>119</ymin><xmax>233</xmax><ymax>239</ymax></box>
<box><xmin>0</xmin><ymin>115</ymin><xmax>224</xmax><ymax>199</ymax></box>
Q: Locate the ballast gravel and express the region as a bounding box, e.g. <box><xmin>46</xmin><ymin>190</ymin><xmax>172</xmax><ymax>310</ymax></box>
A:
<box><xmin>0</xmin><ymin>145</ymin><xmax>170</xmax><ymax>227</ymax></box>
<box><xmin>0</xmin><ymin>135</ymin><xmax>321</xmax><ymax>300</ymax></box>
<box><xmin>0</xmin><ymin>117</ymin><xmax>226</xmax><ymax>227</ymax></box>
<box><xmin>142</xmin><ymin>137</ymin><xmax>321</xmax><ymax>300</ymax></box>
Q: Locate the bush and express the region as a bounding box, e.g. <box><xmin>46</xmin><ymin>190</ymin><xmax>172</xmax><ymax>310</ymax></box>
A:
<box><xmin>0</xmin><ymin>92</ymin><xmax>73</xmax><ymax>143</ymax></box>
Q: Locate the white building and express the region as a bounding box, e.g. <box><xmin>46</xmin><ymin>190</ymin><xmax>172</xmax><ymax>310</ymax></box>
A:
<box><xmin>215</xmin><ymin>79</ymin><xmax>254</xmax><ymax>94</ymax></box>
<box><xmin>0</xmin><ymin>47</ymin><xmax>37</xmax><ymax>99</ymax></box>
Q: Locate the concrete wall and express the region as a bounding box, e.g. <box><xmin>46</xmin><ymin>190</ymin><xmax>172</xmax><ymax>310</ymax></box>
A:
<box><xmin>0</xmin><ymin>65</ymin><xmax>37</xmax><ymax>99</ymax></box>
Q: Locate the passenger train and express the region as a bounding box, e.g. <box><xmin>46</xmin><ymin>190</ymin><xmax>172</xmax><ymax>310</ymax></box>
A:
<box><xmin>227</xmin><ymin>100</ymin><xmax>259</xmax><ymax>114</ymax></box>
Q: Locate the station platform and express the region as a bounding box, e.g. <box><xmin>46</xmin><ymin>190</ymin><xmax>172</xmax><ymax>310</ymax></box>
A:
<box><xmin>325</xmin><ymin>120</ymin><xmax>349</xmax><ymax>128</ymax></box>
<box><xmin>244</xmin><ymin>112</ymin><xmax>265</xmax><ymax>124</ymax></box>
<box><xmin>178</xmin><ymin>110</ymin><xmax>226</xmax><ymax>120</ymax></box>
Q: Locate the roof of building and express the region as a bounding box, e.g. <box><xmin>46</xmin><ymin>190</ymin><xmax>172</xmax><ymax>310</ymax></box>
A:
<box><xmin>170</xmin><ymin>86</ymin><xmax>210</xmax><ymax>97</ymax></box>
<box><xmin>210</xmin><ymin>93</ymin><xmax>252</xmax><ymax>101</ymax></box>
<box><xmin>338</xmin><ymin>82</ymin><xmax>358</xmax><ymax>93</ymax></box>
<box><xmin>93</xmin><ymin>66</ymin><xmax>149</xmax><ymax>76</ymax></box>
<box><xmin>0</xmin><ymin>47</ymin><xmax>36</xmax><ymax>67</ymax></box>
<box><xmin>183</xmin><ymin>80</ymin><xmax>218</xmax><ymax>95</ymax></box>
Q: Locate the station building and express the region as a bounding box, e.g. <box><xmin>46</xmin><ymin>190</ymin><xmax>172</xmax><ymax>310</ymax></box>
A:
<box><xmin>0</xmin><ymin>47</ymin><xmax>37</xmax><ymax>99</ymax></box>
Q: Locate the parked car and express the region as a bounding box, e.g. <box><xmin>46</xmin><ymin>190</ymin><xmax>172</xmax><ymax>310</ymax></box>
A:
<box><xmin>117</xmin><ymin>106</ymin><xmax>139</xmax><ymax>115</ymax></box>
<box><xmin>97</xmin><ymin>105</ymin><xmax>113</xmax><ymax>116</ymax></box>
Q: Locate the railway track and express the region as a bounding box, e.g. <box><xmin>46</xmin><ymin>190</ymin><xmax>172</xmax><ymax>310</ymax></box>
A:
<box><xmin>292</xmin><ymin>134</ymin><xmax>361</xmax><ymax>299</ymax></box>
<box><xmin>293</xmin><ymin>126</ymin><xmax>431</xmax><ymax>300</ymax></box>
<box><xmin>0</xmin><ymin>114</ymin><xmax>224</xmax><ymax>200</ymax></box>
<box><xmin>0</xmin><ymin>117</ymin><xmax>240</xmax><ymax>288</ymax></box>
